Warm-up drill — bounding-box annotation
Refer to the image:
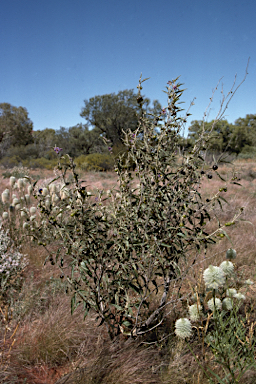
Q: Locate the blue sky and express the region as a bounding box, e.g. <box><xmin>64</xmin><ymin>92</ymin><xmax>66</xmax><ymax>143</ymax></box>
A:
<box><xmin>0</xmin><ymin>0</ymin><xmax>255</xmax><ymax>135</ymax></box>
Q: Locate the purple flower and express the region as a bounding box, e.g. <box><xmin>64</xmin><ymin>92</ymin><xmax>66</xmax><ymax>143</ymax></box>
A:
<box><xmin>54</xmin><ymin>146</ymin><xmax>62</xmax><ymax>154</ymax></box>
<box><xmin>173</xmin><ymin>84</ymin><xmax>177</xmax><ymax>90</ymax></box>
<box><xmin>108</xmin><ymin>147</ymin><xmax>112</xmax><ymax>152</ymax></box>
<box><xmin>161</xmin><ymin>108</ymin><xmax>166</xmax><ymax>115</ymax></box>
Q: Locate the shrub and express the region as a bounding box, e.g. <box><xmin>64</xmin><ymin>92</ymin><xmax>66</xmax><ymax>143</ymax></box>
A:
<box><xmin>74</xmin><ymin>153</ymin><xmax>114</xmax><ymax>171</ymax></box>
<box><xmin>22</xmin><ymin>74</ymin><xmax>247</xmax><ymax>340</ymax></box>
<box><xmin>0</xmin><ymin>156</ymin><xmax>20</xmax><ymax>168</ymax></box>
<box><xmin>75</xmin><ymin>153</ymin><xmax>114</xmax><ymax>171</ymax></box>
<box><xmin>22</xmin><ymin>157</ymin><xmax>58</xmax><ymax>169</ymax></box>
<box><xmin>2</xmin><ymin>165</ymin><xmax>31</xmax><ymax>179</ymax></box>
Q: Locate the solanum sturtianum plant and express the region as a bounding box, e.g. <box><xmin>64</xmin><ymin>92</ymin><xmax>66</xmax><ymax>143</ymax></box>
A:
<box><xmin>25</xmin><ymin>74</ymin><xmax>246</xmax><ymax>340</ymax></box>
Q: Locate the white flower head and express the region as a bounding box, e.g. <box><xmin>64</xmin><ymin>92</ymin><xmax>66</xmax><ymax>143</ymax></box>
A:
<box><xmin>52</xmin><ymin>193</ymin><xmax>59</xmax><ymax>204</ymax></box>
<box><xmin>2</xmin><ymin>191</ymin><xmax>9</xmax><ymax>204</ymax></box>
<box><xmin>234</xmin><ymin>292</ymin><xmax>245</xmax><ymax>301</ymax></box>
<box><xmin>22</xmin><ymin>177</ymin><xmax>28</xmax><ymax>186</ymax></box>
<box><xmin>226</xmin><ymin>248</ymin><xmax>237</xmax><ymax>260</ymax></box>
<box><xmin>30</xmin><ymin>206</ymin><xmax>37</xmax><ymax>214</ymax></box>
<box><xmin>21</xmin><ymin>210</ymin><xmax>27</xmax><ymax>218</ymax></box>
<box><xmin>207</xmin><ymin>297</ymin><xmax>222</xmax><ymax>311</ymax></box>
<box><xmin>244</xmin><ymin>279</ymin><xmax>253</xmax><ymax>285</ymax></box>
<box><xmin>42</xmin><ymin>187</ymin><xmax>48</xmax><ymax>196</ymax></box>
<box><xmin>9</xmin><ymin>176</ymin><xmax>16</xmax><ymax>187</ymax></box>
<box><xmin>45</xmin><ymin>198</ymin><xmax>51</xmax><ymax>208</ymax></box>
<box><xmin>17</xmin><ymin>178</ymin><xmax>25</xmax><ymax>190</ymax></box>
<box><xmin>13</xmin><ymin>198</ymin><xmax>20</xmax><ymax>206</ymax></box>
<box><xmin>219</xmin><ymin>260</ymin><xmax>235</xmax><ymax>277</ymax></box>
<box><xmin>203</xmin><ymin>265</ymin><xmax>225</xmax><ymax>290</ymax></box>
<box><xmin>222</xmin><ymin>297</ymin><xmax>233</xmax><ymax>311</ymax></box>
<box><xmin>226</xmin><ymin>288</ymin><xmax>237</xmax><ymax>297</ymax></box>
<box><xmin>27</xmin><ymin>185</ymin><xmax>33</xmax><ymax>195</ymax></box>
<box><xmin>60</xmin><ymin>187</ymin><xmax>69</xmax><ymax>200</ymax></box>
<box><xmin>49</xmin><ymin>184</ymin><xmax>57</xmax><ymax>195</ymax></box>
<box><xmin>2</xmin><ymin>212</ymin><xmax>9</xmax><ymax>220</ymax></box>
<box><xmin>188</xmin><ymin>303</ymin><xmax>202</xmax><ymax>321</ymax></box>
<box><xmin>175</xmin><ymin>318</ymin><xmax>192</xmax><ymax>339</ymax></box>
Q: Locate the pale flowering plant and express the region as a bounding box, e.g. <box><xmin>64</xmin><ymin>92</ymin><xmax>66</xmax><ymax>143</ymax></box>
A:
<box><xmin>175</xmin><ymin>250</ymin><xmax>256</xmax><ymax>383</ymax></box>
<box><xmin>0</xmin><ymin>220</ymin><xmax>28</xmax><ymax>304</ymax></box>
<box><xmin>0</xmin><ymin>172</ymin><xmax>44</xmax><ymax>246</ymax></box>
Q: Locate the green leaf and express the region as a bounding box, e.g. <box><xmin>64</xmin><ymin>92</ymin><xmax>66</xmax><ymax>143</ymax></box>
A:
<box><xmin>218</xmin><ymin>195</ymin><xmax>229</xmax><ymax>204</ymax></box>
<box><xmin>122</xmin><ymin>320</ymin><xmax>133</xmax><ymax>327</ymax></box>
<box><xmin>215</xmin><ymin>171</ymin><xmax>226</xmax><ymax>181</ymax></box>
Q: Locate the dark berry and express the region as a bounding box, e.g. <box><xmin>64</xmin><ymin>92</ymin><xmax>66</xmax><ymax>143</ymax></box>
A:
<box><xmin>207</xmin><ymin>174</ymin><xmax>212</xmax><ymax>179</ymax></box>
<box><xmin>206</xmin><ymin>198</ymin><xmax>210</xmax><ymax>202</ymax></box>
<box><xmin>201</xmin><ymin>170</ymin><xmax>205</xmax><ymax>175</ymax></box>
<box><xmin>212</xmin><ymin>164</ymin><xmax>218</xmax><ymax>171</ymax></box>
<box><xmin>60</xmin><ymin>274</ymin><xmax>64</xmax><ymax>279</ymax></box>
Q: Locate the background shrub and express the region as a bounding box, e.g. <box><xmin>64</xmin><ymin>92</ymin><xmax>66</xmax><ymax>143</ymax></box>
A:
<box><xmin>74</xmin><ymin>153</ymin><xmax>114</xmax><ymax>171</ymax></box>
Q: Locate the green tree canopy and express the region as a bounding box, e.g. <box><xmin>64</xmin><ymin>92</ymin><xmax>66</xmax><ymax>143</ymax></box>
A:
<box><xmin>232</xmin><ymin>114</ymin><xmax>256</xmax><ymax>154</ymax></box>
<box><xmin>80</xmin><ymin>89</ymin><xmax>162</xmax><ymax>146</ymax></box>
<box><xmin>188</xmin><ymin>119</ymin><xmax>236</xmax><ymax>153</ymax></box>
<box><xmin>55</xmin><ymin>124</ymin><xmax>104</xmax><ymax>158</ymax></box>
<box><xmin>0</xmin><ymin>103</ymin><xmax>33</xmax><ymax>152</ymax></box>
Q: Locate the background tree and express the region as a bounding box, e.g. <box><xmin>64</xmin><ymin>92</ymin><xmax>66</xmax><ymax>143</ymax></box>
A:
<box><xmin>80</xmin><ymin>89</ymin><xmax>162</xmax><ymax>147</ymax></box>
<box><xmin>0</xmin><ymin>103</ymin><xmax>33</xmax><ymax>153</ymax></box>
<box><xmin>188</xmin><ymin>119</ymin><xmax>236</xmax><ymax>153</ymax></box>
<box><xmin>232</xmin><ymin>114</ymin><xmax>256</xmax><ymax>154</ymax></box>
<box><xmin>55</xmin><ymin>124</ymin><xmax>104</xmax><ymax>159</ymax></box>
<box><xmin>32</xmin><ymin>128</ymin><xmax>57</xmax><ymax>158</ymax></box>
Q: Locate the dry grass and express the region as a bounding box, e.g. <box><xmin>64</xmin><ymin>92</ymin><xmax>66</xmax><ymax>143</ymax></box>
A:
<box><xmin>0</xmin><ymin>162</ymin><xmax>256</xmax><ymax>383</ymax></box>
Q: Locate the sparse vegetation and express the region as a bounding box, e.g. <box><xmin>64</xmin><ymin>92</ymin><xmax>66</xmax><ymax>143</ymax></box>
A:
<box><xmin>0</xmin><ymin>74</ymin><xmax>255</xmax><ymax>383</ymax></box>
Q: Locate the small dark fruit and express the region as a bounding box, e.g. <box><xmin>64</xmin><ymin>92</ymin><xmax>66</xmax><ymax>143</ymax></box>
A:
<box><xmin>207</xmin><ymin>174</ymin><xmax>212</xmax><ymax>179</ymax></box>
<box><xmin>60</xmin><ymin>274</ymin><xmax>64</xmax><ymax>279</ymax></box>
<box><xmin>212</xmin><ymin>164</ymin><xmax>218</xmax><ymax>171</ymax></box>
<box><xmin>206</xmin><ymin>198</ymin><xmax>210</xmax><ymax>202</ymax></box>
<box><xmin>201</xmin><ymin>170</ymin><xmax>205</xmax><ymax>175</ymax></box>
